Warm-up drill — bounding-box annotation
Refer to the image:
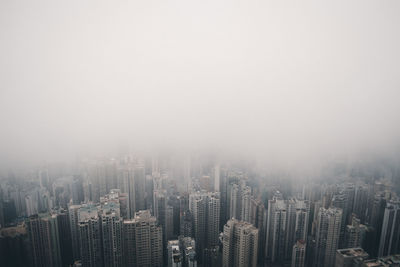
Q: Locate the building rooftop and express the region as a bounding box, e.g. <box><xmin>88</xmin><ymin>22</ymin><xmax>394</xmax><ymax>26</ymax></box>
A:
<box><xmin>337</xmin><ymin>248</ymin><xmax>369</xmax><ymax>258</ymax></box>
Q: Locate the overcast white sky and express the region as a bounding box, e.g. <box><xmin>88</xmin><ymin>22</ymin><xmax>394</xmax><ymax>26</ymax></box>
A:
<box><xmin>1</xmin><ymin>0</ymin><xmax>400</xmax><ymax>166</ymax></box>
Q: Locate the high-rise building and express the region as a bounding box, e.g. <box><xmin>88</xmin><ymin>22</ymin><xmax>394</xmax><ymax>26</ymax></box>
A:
<box><xmin>0</xmin><ymin>224</ymin><xmax>31</xmax><ymax>267</ymax></box>
<box><xmin>101</xmin><ymin>201</ymin><xmax>123</xmax><ymax>267</ymax></box>
<box><xmin>70</xmin><ymin>176</ymin><xmax>84</xmax><ymax>205</ymax></box>
<box><xmin>134</xmin><ymin>164</ymin><xmax>146</xmax><ymax>211</ymax></box>
<box><xmin>368</xmin><ymin>192</ymin><xmax>387</xmax><ymax>257</ymax></box>
<box><xmin>286</xmin><ymin>199</ymin><xmax>310</xmax><ymax>260</ymax></box>
<box><xmin>266</xmin><ymin>196</ymin><xmax>309</xmax><ymax>263</ymax></box>
<box><xmin>78</xmin><ymin>204</ymin><xmax>102</xmax><ymax>267</ymax></box>
<box><xmin>249</xmin><ymin>197</ymin><xmax>267</xmax><ymax>263</ymax></box>
<box><xmin>27</xmin><ymin>213</ymin><xmax>62</xmax><ymax>267</ymax></box>
<box><xmin>291</xmin><ymin>240</ymin><xmax>306</xmax><ymax>267</ymax></box>
<box><xmin>121</xmin><ymin>166</ymin><xmax>135</xmax><ymax>219</ymax></box>
<box><xmin>345</xmin><ymin>215</ymin><xmax>367</xmax><ymax>249</ymax></box>
<box><xmin>168</xmin><ymin>195</ymin><xmax>182</xmax><ymax>238</ymax></box>
<box><xmin>213</xmin><ymin>164</ymin><xmax>220</xmax><ymax>192</ymax></box>
<box><xmin>189</xmin><ymin>191</ymin><xmax>220</xmax><ymax>263</ymax></box>
<box><xmin>335</xmin><ymin>248</ymin><xmax>368</xmax><ymax>267</ymax></box>
<box><xmin>222</xmin><ymin>219</ymin><xmax>259</xmax><ymax>267</ymax></box>
<box><xmin>102</xmin><ymin>189</ymin><xmax>129</xmax><ymax>220</ymax></box>
<box><xmin>219</xmin><ymin>168</ymin><xmax>228</xmax><ymax>230</ymax></box>
<box><xmin>229</xmin><ymin>181</ymin><xmax>251</xmax><ymax>221</ymax></box>
<box><xmin>180</xmin><ymin>210</ymin><xmax>193</xmax><ymax>237</ymax></box>
<box><xmin>266</xmin><ymin>195</ymin><xmax>287</xmax><ymax>263</ymax></box>
<box><xmin>189</xmin><ymin>191</ymin><xmax>206</xmax><ymax>261</ymax></box>
<box><xmin>122</xmin><ymin>210</ymin><xmax>163</xmax><ymax>267</ymax></box>
<box><xmin>313</xmin><ymin>207</ymin><xmax>342</xmax><ymax>267</ymax></box>
<box><xmin>204</xmin><ymin>246</ymin><xmax>221</xmax><ymax>267</ymax></box>
<box><xmin>122</xmin><ymin>218</ymin><xmax>136</xmax><ymax>267</ymax></box>
<box><xmin>207</xmin><ymin>192</ymin><xmax>220</xmax><ymax>247</ymax></box>
<box><xmin>353</xmin><ymin>184</ymin><xmax>369</xmax><ymax>224</ymax></box>
<box><xmin>57</xmin><ymin>208</ymin><xmax>73</xmax><ymax>266</ymax></box>
<box><xmin>179</xmin><ymin>236</ymin><xmax>197</xmax><ymax>267</ymax></box>
<box><xmin>332</xmin><ymin>193</ymin><xmax>349</xmax><ymax>248</ymax></box>
<box><xmin>0</xmin><ymin>189</ymin><xmax>4</xmax><ymax>228</ymax></box>
<box><xmin>168</xmin><ymin>240</ymin><xmax>182</xmax><ymax>267</ymax></box>
<box><xmin>87</xmin><ymin>163</ymin><xmax>107</xmax><ymax>203</ymax></box>
<box><xmin>145</xmin><ymin>174</ymin><xmax>154</xmax><ymax>210</ymax></box>
<box><xmin>25</xmin><ymin>194</ymin><xmax>38</xmax><ymax>216</ymax></box>
<box><xmin>378</xmin><ymin>200</ymin><xmax>400</xmax><ymax>257</ymax></box>
<box><xmin>154</xmin><ymin>189</ymin><xmax>174</xmax><ymax>245</ymax></box>
<box><xmin>68</xmin><ymin>204</ymin><xmax>81</xmax><ymax>261</ymax></box>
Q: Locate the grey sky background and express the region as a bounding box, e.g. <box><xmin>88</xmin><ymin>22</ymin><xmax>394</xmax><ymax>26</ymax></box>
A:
<box><xmin>1</xmin><ymin>0</ymin><xmax>400</xmax><ymax>167</ymax></box>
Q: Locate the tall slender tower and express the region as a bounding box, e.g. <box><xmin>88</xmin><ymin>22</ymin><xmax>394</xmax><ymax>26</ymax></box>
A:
<box><xmin>101</xmin><ymin>202</ymin><xmax>123</xmax><ymax>267</ymax></box>
<box><xmin>313</xmin><ymin>207</ymin><xmax>342</xmax><ymax>267</ymax></box>
<box><xmin>229</xmin><ymin>181</ymin><xmax>251</xmax><ymax>221</ymax></box>
<box><xmin>121</xmin><ymin>166</ymin><xmax>135</xmax><ymax>219</ymax></box>
<box><xmin>57</xmin><ymin>208</ymin><xmax>73</xmax><ymax>266</ymax></box>
<box><xmin>207</xmin><ymin>192</ymin><xmax>220</xmax><ymax>247</ymax></box>
<box><xmin>78</xmin><ymin>204</ymin><xmax>102</xmax><ymax>267</ymax></box>
<box><xmin>378</xmin><ymin>200</ymin><xmax>400</xmax><ymax>257</ymax></box>
<box><xmin>222</xmin><ymin>219</ymin><xmax>259</xmax><ymax>267</ymax></box>
<box><xmin>154</xmin><ymin>190</ymin><xmax>173</xmax><ymax>248</ymax></box>
<box><xmin>352</xmin><ymin>183</ymin><xmax>369</xmax><ymax>224</ymax></box>
<box><xmin>68</xmin><ymin>204</ymin><xmax>81</xmax><ymax>261</ymax></box>
<box><xmin>266</xmin><ymin>195</ymin><xmax>287</xmax><ymax>262</ymax></box>
<box><xmin>134</xmin><ymin>164</ymin><xmax>146</xmax><ymax>211</ymax></box>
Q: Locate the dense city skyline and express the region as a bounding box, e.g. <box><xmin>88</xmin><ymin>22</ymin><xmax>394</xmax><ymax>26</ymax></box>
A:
<box><xmin>1</xmin><ymin>0</ymin><xmax>400</xmax><ymax>267</ymax></box>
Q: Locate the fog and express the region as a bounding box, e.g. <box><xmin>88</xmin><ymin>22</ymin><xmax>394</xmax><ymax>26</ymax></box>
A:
<box><xmin>1</xmin><ymin>0</ymin><xmax>400</xmax><ymax>168</ymax></box>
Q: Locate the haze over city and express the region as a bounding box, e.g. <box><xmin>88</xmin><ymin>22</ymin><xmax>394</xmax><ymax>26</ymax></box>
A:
<box><xmin>1</xmin><ymin>0</ymin><xmax>400</xmax><ymax>167</ymax></box>
<box><xmin>1</xmin><ymin>1</ymin><xmax>400</xmax><ymax>267</ymax></box>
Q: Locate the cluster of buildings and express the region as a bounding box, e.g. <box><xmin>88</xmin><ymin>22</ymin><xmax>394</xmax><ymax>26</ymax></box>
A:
<box><xmin>0</xmin><ymin>155</ymin><xmax>399</xmax><ymax>267</ymax></box>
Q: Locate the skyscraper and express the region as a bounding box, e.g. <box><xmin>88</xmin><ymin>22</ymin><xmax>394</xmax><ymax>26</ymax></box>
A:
<box><xmin>370</xmin><ymin>191</ymin><xmax>388</xmax><ymax>256</ymax></box>
<box><xmin>189</xmin><ymin>191</ymin><xmax>220</xmax><ymax>263</ymax></box>
<box><xmin>229</xmin><ymin>181</ymin><xmax>251</xmax><ymax>221</ymax></box>
<box><xmin>122</xmin><ymin>210</ymin><xmax>163</xmax><ymax>267</ymax></box>
<box><xmin>344</xmin><ymin>215</ymin><xmax>367</xmax><ymax>249</ymax></box>
<box><xmin>180</xmin><ymin>210</ymin><xmax>193</xmax><ymax>237</ymax></box>
<box><xmin>27</xmin><ymin>213</ymin><xmax>62</xmax><ymax>267</ymax></box>
<box><xmin>57</xmin><ymin>208</ymin><xmax>73</xmax><ymax>266</ymax></box>
<box><xmin>378</xmin><ymin>200</ymin><xmax>400</xmax><ymax>257</ymax></box>
<box><xmin>68</xmin><ymin>204</ymin><xmax>81</xmax><ymax>261</ymax></box>
<box><xmin>179</xmin><ymin>236</ymin><xmax>197</xmax><ymax>267</ymax></box>
<box><xmin>291</xmin><ymin>240</ymin><xmax>306</xmax><ymax>267</ymax></box>
<box><xmin>266</xmin><ymin>196</ymin><xmax>309</xmax><ymax>263</ymax></box>
<box><xmin>249</xmin><ymin>197</ymin><xmax>267</xmax><ymax>263</ymax></box>
<box><xmin>101</xmin><ymin>201</ymin><xmax>123</xmax><ymax>267</ymax></box>
<box><xmin>154</xmin><ymin>189</ymin><xmax>174</xmax><ymax>247</ymax></box>
<box><xmin>134</xmin><ymin>164</ymin><xmax>146</xmax><ymax>211</ymax></box>
<box><xmin>353</xmin><ymin>183</ymin><xmax>369</xmax><ymax>224</ymax></box>
<box><xmin>222</xmin><ymin>219</ymin><xmax>259</xmax><ymax>267</ymax></box>
<box><xmin>266</xmin><ymin>195</ymin><xmax>287</xmax><ymax>263</ymax></box>
<box><xmin>313</xmin><ymin>207</ymin><xmax>342</xmax><ymax>267</ymax></box>
<box><xmin>78</xmin><ymin>204</ymin><xmax>102</xmax><ymax>267</ymax></box>
<box><xmin>0</xmin><ymin>224</ymin><xmax>31</xmax><ymax>267</ymax></box>
<box><xmin>286</xmin><ymin>199</ymin><xmax>310</xmax><ymax>260</ymax></box>
<box><xmin>121</xmin><ymin>166</ymin><xmax>135</xmax><ymax>219</ymax></box>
